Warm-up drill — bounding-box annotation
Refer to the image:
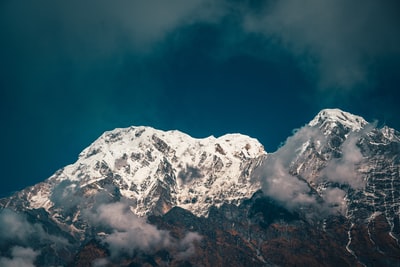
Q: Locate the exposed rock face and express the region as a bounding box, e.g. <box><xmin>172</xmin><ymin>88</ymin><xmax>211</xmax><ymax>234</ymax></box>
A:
<box><xmin>0</xmin><ymin>108</ymin><xmax>399</xmax><ymax>266</ymax></box>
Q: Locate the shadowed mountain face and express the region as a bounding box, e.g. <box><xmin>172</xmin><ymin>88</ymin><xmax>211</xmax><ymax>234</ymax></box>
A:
<box><xmin>1</xmin><ymin>109</ymin><xmax>399</xmax><ymax>266</ymax></box>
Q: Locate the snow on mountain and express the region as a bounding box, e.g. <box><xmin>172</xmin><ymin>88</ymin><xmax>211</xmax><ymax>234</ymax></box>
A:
<box><xmin>1</xmin><ymin>108</ymin><xmax>400</xmax><ymax>266</ymax></box>
<box><xmin>24</xmin><ymin>126</ymin><xmax>266</xmax><ymax>217</ymax></box>
<box><xmin>268</xmin><ymin>108</ymin><xmax>400</xmax><ymax>247</ymax></box>
<box><xmin>4</xmin><ymin>108</ymin><xmax>399</xmax><ymax>227</ymax></box>
<box><xmin>4</xmin><ymin>108</ymin><xmax>398</xmax><ymax>223</ymax></box>
<box><xmin>309</xmin><ymin>108</ymin><xmax>368</xmax><ymax>135</ymax></box>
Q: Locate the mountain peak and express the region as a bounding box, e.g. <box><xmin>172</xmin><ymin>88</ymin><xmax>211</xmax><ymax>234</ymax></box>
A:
<box><xmin>79</xmin><ymin>126</ymin><xmax>266</xmax><ymax>161</ymax></box>
<box><xmin>309</xmin><ymin>108</ymin><xmax>368</xmax><ymax>132</ymax></box>
<box><xmin>27</xmin><ymin>125</ymin><xmax>266</xmax><ymax>218</ymax></box>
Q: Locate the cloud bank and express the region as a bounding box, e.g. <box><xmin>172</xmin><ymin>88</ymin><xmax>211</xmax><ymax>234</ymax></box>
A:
<box><xmin>243</xmin><ymin>0</ymin><xmax>400</xmax><ymax>90</ymax></box>
<box><xmin>2</xmin><ymin>0</ymin><xmax>398</xmax><ymax>90</ymax></box>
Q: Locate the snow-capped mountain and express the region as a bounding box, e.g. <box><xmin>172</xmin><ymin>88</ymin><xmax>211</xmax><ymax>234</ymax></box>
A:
<box><xmin>277</xmin><ymin>109</ymin><xmax>400</xmax><ymax>235</ymax></box>
<box><xmin>4</xmin><ymin>126</ymin><xmax>265</xmax><ymax>217</ymax></box>
<box><xmin>262</xmin><ymin>109</ymin><xmax>400</xmax><ymax>264</ymax></box>
<box><xmin>1</xmin><ymin>108</ymin><xmax>399</xmax><ymax>266</ymax></box>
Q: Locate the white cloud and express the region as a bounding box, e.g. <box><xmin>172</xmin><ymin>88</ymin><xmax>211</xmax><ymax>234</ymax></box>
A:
<box><xmin>0</xmin><ymin>208</ymin><xmax>69</xmax><ymax>248</ymax></box>
<box><xmin>92</xmin><ymin>258</ymin><xmax>110</xmax><ymax>267</ymax></box>
<box><xmin>86</xmin><ymin>201</ymin><xmax>171</xmax><ymax>257</ymax></box>
<box><xmin>324</xmin><ymin>134</ymin><xmax>365</xmax><ymax>189</ymax></box>
<box><xmin>323</xmin><ymin>123</ymin><xmax>375</xmax><ymax>189</ymax></box>
<box><xmin>322</xmin><ymin>187</ymin><xmax>347</xmax><ymax>214</ymax></box>
<box><xmin>176</xmin><ymin>231</ymin><xmax>202</xmax><ymax>260</ymax></box>
<box><xmin>0</xmin><ymin>209</ymin><xmax>37</xmax><ymax>243</ymax></box>
<box><xmin>256</xmin><ymin>125</ymin><xmax>326</xmax><ymax>212</ymax></box>
<box><xmin>85</xmin><ymin>200</ymin><xmax>201</xmax><ymax>259</ymax></box>
<box><xmin>0</xmin><ymin>246</ymin><xmax>39</xmax><ymax>267</ymax></box>
<box><xmin>257</xmin><ymin>120</ymin><xmax>373</xmax><ymax>216</ymax></box>
<box><xmin>260</xmin><ymin>157</ymin><xmax>316</xmax><ymax>210</ymax></box>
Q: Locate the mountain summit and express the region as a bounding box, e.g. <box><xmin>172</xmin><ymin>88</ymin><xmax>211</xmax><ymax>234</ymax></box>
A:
<box><xmin>1</xmin><ymin>109</ymin><xmax>399</xmax><ymax>266</ymax></box>
<box><xmin>309</xmin><ymin>108</ymin><xmax>368</xmax><ymax>131</ymax></box>
<box><xmin>10</xmin><ymin>126</ymin><xmax>265</xmax><ymax>218</ymax></box>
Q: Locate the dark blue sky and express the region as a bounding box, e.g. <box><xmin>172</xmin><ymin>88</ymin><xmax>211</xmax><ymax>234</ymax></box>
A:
<box><xmin>1</xmin><ymin>0</ymin><xmax>400</xmax><ymax>196</ymax></box>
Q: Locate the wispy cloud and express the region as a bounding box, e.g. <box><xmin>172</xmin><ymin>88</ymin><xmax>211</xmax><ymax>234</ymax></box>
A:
<box><xmin>0</xmin><ymin>246</ymin><xmax>39</xmax><ymax>267</ymax></box>
<box><xmin>0</xmin><ymin>209</ymin><xmax>39</xmax><ymax>243</ymax></box>
<box><xmin>242</xmin><ymin>0</ymin><xmax>400</xmax><ymax>91</ymax></box>
<box><xmin>0</xmin><ymin>208</ymin><xmax>69</xmax><ymax>265</ymax></box>
<box><xmin>323</xmin><ymin>123</ymin><xmax>375</xmax><ymax>189</ymax></box>
<box><xmin>83</xmin><ymin>199</ymin><xmax>202</xmax><ymax>260</ymax></box>
<box><xmin>0</xmin><ymin>209</ymin><xmax>68</xmax><ymax>246</ymax></box>
<box><xmin>257</xmin><ymin>119</ymin><xmax>371</xmax><ymax>216</ymax></box>
<box><xmin>0</xmin><ymin>0</ymin><xmax>221</xmax><ymax>61</ymax></box>
<box><xmin>1</xmin><ymin>0</ymin><xmax>398</xmax><ymax>130</ymax></box>
<box><xmin>323</xmin><ymin>134</ymin><xmax>364</xmax><ymax>189</ymax></box>
<box><xmin>49</xmin><ymin>179</ymin><xmax>202</xmax><ymax>258</ymax></box>
<box><xmin>92</xmin><ymin>258</ymin><xmax>110</xmax><ymax>267</ymax></box>
<box><xmin>256</xmin><ymin>126</ymin><xmax>322</xmax><ymax>212</ymax></box>
<box><xmin>86</xmin><ymin>201</ymin><xmax>172</xmax><ymax>257</ymax></box>
<box><xmin>176</xmin><ymin>231</ymin><xmax>202</xmax><ymax>260</ymax></box>
<box><xmin>323</xmin><ymin>187</ymin><xmax>347</xmax><ymax>214</ymax></box>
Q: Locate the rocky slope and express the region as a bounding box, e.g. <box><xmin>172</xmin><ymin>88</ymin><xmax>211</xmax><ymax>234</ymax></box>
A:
<box><xmin>0</xmin><ymin>108</ymin><xmax>399</xmax><ymax>266</ymax></box>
